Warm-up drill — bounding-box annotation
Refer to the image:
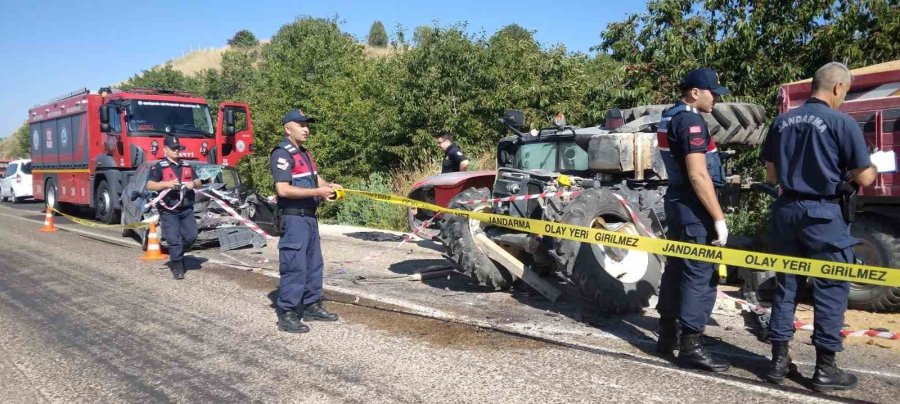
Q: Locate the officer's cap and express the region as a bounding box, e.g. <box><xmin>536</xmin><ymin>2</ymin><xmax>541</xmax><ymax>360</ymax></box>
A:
<box><xmin>282</xmin><ymin>109</ymin><xmax>316</xmax><ymax>125</ymax></box>
<box><xmin>681</xmin><ymin>68</ymin><xmax>730</xmax><ymax>96</ymax></box>
<box><xmin>164</xmin><ymin>135</ymin><xmax>184</xmax><ymax>151</ymax></box>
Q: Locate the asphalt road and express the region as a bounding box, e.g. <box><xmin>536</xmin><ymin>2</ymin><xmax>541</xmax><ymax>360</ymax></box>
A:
<box><xmin>0</xmin><ymin>201</ymin><xmax>893</xmax><ymax>403</ymax></box>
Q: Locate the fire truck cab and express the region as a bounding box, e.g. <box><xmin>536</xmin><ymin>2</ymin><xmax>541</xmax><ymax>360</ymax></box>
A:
<box><xmin>28</xmin><ymin>87</ymin><xmax>255</xmax><ymax>224</ymax></box>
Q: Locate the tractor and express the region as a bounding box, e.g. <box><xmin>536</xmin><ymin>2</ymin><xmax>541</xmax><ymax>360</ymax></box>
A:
<box><xmin>408</xmin><ymin>103</ymin><xmax>767</xmax><ymax>313</ymax></box>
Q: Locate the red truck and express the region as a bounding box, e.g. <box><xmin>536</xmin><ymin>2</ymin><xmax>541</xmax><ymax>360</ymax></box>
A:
<box><xmin>28</xmin><ymin>87</ymin><xmax>255</xmax><ymax>224</ymax></box>
<box><xmin>778</xmin><ymin>60</ymin><xmax>899</xmax><ymax>311</ymax></box>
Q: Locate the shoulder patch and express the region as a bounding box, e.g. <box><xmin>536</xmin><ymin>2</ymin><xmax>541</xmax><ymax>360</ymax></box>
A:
<box><xmin>689</xmin><ymin>125</ymin><xmax>702</xmax><ymax>134</ymax></box>
<box><xmin>276</xmin><ymin>157</ymin><xmax>289</xmax><ymax>171</ymax></box>
<box><xmin>160</xmin><ymin>161</ymin><xmax>170</xmax><ymax>167</ymax></box>
<box><xmin>690</xmin><ymin>137</ymin><xmax>705</xmax><ymax>146</ymax></box>
<box><xmin>456</xmin><ymin>151</ymin><xmax>463</xmax><ymax>156</ymax></box>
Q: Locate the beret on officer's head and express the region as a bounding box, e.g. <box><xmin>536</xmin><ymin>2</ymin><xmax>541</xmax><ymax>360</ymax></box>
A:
<box><xmin>282</xmin><ymin>109</ymin><xmax>316</xmax><ymax>125</ymax></box>
<box><xmin>164</xmin><ymin>135</ymin><xmax>184</xmax><ymax>151</ymax></box>
<box><xmin>681</xmin><ymin>68</ymin><xmax>730</xmax><ymax>95</ymax></box>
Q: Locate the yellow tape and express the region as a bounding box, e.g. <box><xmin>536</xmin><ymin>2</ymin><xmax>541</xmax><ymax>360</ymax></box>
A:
<box><xmin>51</xmin><ymin>207</ymin><xmax>151</xmax><ymax>230</ymax></box>
<box><xmin>340</xmin><ymin>189</ymin><xmax>899</xmax><ymax>288</ymax></box>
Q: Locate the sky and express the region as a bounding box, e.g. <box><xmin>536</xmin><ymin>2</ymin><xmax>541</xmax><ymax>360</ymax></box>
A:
<box><xmin>0</xmin><ymin>0</ymin><xmax>647</xmax><ymax>138</ymax></box>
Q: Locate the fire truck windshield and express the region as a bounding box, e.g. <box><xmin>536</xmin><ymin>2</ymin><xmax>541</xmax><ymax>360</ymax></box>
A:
<box><xmin>126</xmin><ymin>100</ymin><xmax>214</xmax><ymax>137</ymax></box>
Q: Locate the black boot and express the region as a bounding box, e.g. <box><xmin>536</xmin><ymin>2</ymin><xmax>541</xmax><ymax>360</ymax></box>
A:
<box><xmin>765</xmin><ymin>341</ymin><xmax>796</xmax><ymax>384</ymax></box>
<box><xmin>812</xmin><ymin>348</ymin><xmax>857</xmax><ymax>392</ymax></box>
<box><xmin>171</xmin><ymin>260</ymin><xmax>185</xmax><ymax>280</ymax></box>
<box><xmin>676</xmin><ymin>332</ymin><xmax>730</xmax><ymax>372</ymax></box>
<box><xmin>656</xmin><ymin>317</ymin><xmax>680</xmax><ymax>355</ymax></box>
<box><xmin>302</xmin><ymin>301</ymin><xmax>339</xmax><ymax>321</ymax></box>
<box><xmin>277</xmin><ymin>311</ymin><xmax>310</xmax><ymax>333</ymax></box>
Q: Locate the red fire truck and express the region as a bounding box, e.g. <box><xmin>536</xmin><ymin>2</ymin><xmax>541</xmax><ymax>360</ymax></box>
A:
<box><xmin>28</xmin><ymin>87</ymin><xmax>255</xmax><ymax>224</ymax></box>
<box><xmin>778</xmin><ymin>60</ymin><xmax>899</xmax><ymax>311</ymax></box>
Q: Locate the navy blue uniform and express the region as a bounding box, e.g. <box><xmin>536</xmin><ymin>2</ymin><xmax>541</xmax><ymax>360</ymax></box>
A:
<box><xmin>762</xmin><ymin>98</ymin><xmax>871</xmax><ymax>352</ymax></box>
<box><xmin>270</xmin><ymin>140</ymin><xmax>325</xmax><ymax>314</ymax></box>
<box><xmin>148</xmin><ymin>159</ymin><xmax>199</xmax><ymax>262</ymax></box>
<box><xmin>656</xmin><ymin>102</ymin><xmax>726</xmax><ymax>334</ymax></box>
<box><xmin>441</xmin><ymin>143</ymin><xmax>467</xmax><ymax>173</ymax></box>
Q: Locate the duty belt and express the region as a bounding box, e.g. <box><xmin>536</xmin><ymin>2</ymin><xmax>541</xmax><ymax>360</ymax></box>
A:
<box><xmin>280</xmin><ymin>207</ymin><xmax>317</xmax><ymax>217</ymax></box>
<box><xmin>781</xmin><ymin>189</ymin><xmax>840</xmax><ymax>204</ymax></box>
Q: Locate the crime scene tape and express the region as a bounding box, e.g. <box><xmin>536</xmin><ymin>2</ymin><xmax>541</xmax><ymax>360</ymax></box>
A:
<box><xmin>717</xmin><ymin>292</ymin><xmax>899</xmax><ymax>340</ymax></box>
<box><xmin>335</xmin><ymin>188</ymin><xmax>899</xmax><ymax>288</ymax></box>
<box><xmin>51</xmin><ymin>207</ymin><xmax>151</xmax><ymax>230</ymax></box>
<box><xmin>197</xmin><ymin>190</ymin><xmax>274</xmax><ymax>240</ymax></box>
<box><xmin>144</xmin><ymin>187</ymin><xmax>273</xmax><ymax>241</ymax></box>
<box><xmin>611</xmin><ymin>193</ymin><xmax>656</xmax><ymax>238</ymax></box>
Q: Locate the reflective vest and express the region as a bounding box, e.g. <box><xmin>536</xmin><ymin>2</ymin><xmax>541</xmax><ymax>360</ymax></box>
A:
<box><xmin>160</xmin><ymin>160</ymin><xmax>194</xmax><ymax>183</ymax></box>
<box><xmin>158</xmin><ymin>160</ymin><xmax>194</xmax><ymax>210</ymax></box>
<box><xmin>274</xmin><ymin>140</ymin><xmax>319</xmax><ymax>209</ymax></box>
<box><xmin>656</xmin><ymin>104</ymin><xmax>725</xmax><ymax>190</ymax></box>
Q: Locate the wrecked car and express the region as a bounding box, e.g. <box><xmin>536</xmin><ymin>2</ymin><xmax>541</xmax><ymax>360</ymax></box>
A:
<box><xmin>120</xmin><ymin>160</ymin><xmax>280</xmax><ymax>251</ymax></box>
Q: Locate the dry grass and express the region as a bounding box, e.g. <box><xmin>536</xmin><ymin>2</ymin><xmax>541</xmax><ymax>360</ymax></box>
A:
<box><xmin>363</xmin><ymin>45</ymin><xmax>399</xmax><ymax>58</ymax></box>
<box><xmin>159</xmin><ymin>42</ymin><xmax>396</xmax><ymax>78</ymax></box>
<box><xmin>388</xmin><ymin>150</ymin><xmax>495</xmax><ymax>197</ymax></box>
<box><xmin>390</xmin><ymin>156</ymin><xmax>441</xmax><ymax>197</ymax></box>
<box><xmin>470</xmin><ymin>151</ymin><xmax>496</xmax><ymax>171</ymax></box>
<box><xmin>166</xmin><ymin>47</ymin><xmax>228</xmax><ymax>76</ymax></box>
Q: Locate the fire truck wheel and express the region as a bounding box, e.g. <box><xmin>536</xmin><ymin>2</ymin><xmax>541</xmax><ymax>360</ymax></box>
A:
<box><xmin>551</xmin><ymin>188</ymin><xmax>662</xmax><ymax>313</ymax></box>
<box><xmin>849</xmin><ymin>217</ymin><xmax>900</xmax><ymax>312</ymax></box>
<box><xmin>95</xmin><ymin>180</ymin><xmax>118</xmax><ymax>224</ymax></box>
<box><xmin>44</xmin><ymin>179</ymin><xmax>59</xmax><ymax>214</ymax></box>
<box><xmin>437</xmin><ymin>187</ymin><xmax>513</xmax><ymax>290</ymax></box>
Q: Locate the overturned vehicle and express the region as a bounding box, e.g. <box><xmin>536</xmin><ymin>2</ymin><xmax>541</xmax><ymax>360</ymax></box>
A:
<box><xmin>409</xmin><ymin>103</ymin><xmax>767</xmax><ymax>313</ymax></box>
<box><xmin>120</xmin><ymin>160</ymin><xmax>280</xmax><ymax>251</ymax></box>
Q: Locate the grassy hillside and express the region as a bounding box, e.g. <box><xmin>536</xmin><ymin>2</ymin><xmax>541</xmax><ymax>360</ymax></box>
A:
<box><xmin>166</xmin><ymin>47</ymin><xmax>228</xmax><ymax>76</ymax></box>
<box><xmin>162</xmin><ymin>43</ymin><xmax>395</xmax><ymax>76</ymax></box>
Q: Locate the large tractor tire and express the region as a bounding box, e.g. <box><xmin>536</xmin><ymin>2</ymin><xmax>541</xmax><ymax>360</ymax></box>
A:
<box><xmin>551</xmin><ymin>188</ymin><xmax>662</xmax><ymax>313</ymax></box>
<box><xmin>616</xmin><ymin>102</ymin><xmax>767</xmax><ymax>146</ymax></box>
<box><xmin>849</xmin><ymin>217</ymin><xmax>900</xmax><ymax>312</ymax></box>
<box><xmin>437</xmin><ymin>187</ymin><xmax>513</xmax><ymax>290</ymax></box>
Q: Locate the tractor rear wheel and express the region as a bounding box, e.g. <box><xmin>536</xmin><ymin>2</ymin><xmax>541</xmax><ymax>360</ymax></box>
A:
<box><xmin>616</xmin><ymin>102</ymin><xmax>767</xmax><ymax>145</ymax></box>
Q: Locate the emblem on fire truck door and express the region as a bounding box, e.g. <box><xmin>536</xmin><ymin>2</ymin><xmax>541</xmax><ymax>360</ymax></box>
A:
<box><xmin>61</xmin><ymin>127</ymin><xmax>68</xmax><ymax>147</ymax></box>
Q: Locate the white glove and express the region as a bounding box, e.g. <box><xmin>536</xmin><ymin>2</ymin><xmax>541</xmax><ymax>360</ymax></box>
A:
<box><xmin>712</xmin><ymin>219</ymin><xmax>728</xmax><ymax>246</ymax></box>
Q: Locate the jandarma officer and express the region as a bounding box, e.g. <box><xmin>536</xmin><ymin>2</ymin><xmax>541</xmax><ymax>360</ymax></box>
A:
<box><xmin>654</xmin><ymin>68</ymin><xmax>730</xmax><ymax>373</ymax></box>
<box><xmin>270</xmin><ymin>108</ymin><xmax>342</xmax><ymax>333</ymax></box>
<box><xmin>761</xmin><ymin>62</ymin><xmax>876</xmax><ymax>392</ymax></box>
<box><xmin>146</xmin><ymin>135</ymin><xmax>203</xmax><ymax>280</ymax></box>
<box><xmin>433</xmin><ymin>130</ymin><xmax>470</xmax><ymax>173</ymax></box>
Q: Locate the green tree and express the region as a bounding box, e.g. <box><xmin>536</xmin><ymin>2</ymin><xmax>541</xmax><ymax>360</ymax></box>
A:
<box><xmin>13</xmin><ymin>122</ymin><xmax>29</xmax><ymax>157</ymax></box>
<box><xmin>598</xmin><ymin>0</ymin><xmax>900</xmax><ymax>238</ymax></box>
<box><xmin>228</xmin><ymin>29</ymin><xmax>259</xmax><ymax>48</ymax></box>
<box><xmin>599</xmin><ymin>0</ymin><xmax>899</xmax><ymax>112</ymax></box>
<box><xmin>121</xmin><ymin>63</ymin><xmax>201</xmax><ymax>93</ymax></box>
<box><xmin>367</xmin><ymin>21</ymin><xmax>388</xmax><ymax>47</ymax></box>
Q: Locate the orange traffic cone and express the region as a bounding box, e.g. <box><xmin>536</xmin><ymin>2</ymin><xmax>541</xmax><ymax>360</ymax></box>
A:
<box><xmin>141</xmin><ymin>221</ymin><xmax>168</xmax><ymax>261</ymax></box>
<box><xmin>39</xmin><ymin>206</ymin><xmax>58</xmax><ymax>232</ymax></box>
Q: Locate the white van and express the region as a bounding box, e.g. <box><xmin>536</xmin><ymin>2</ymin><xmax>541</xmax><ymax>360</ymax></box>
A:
<box><xmin>0</xmin><ymin>159</ymin><xmax>33</xmax><ymax>203</ymax></box>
